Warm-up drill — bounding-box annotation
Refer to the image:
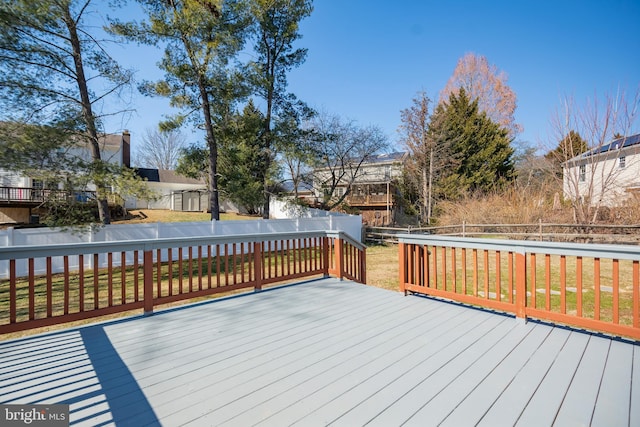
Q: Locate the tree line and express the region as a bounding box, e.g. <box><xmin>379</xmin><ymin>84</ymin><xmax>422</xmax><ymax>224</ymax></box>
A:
<box><xmin>399</xmin><ymin>53</ymin><xmax>639</xmax><ymax>226</ymax></box>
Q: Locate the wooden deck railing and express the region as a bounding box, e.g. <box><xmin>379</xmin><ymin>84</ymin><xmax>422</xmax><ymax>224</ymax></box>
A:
<box><xmin>0</xmin><ymin>186</ymin><xmax>123</xmax><ymax>206</ymax></box>
<box><xmin>0</xmin><ymin>230</ymin><xmax>365</xmax><ymax>334</ymax></box>
<box><xmin>399</xmin><ymin>235</ymin><xmax>640</xmax><ymax>340</ymax></box>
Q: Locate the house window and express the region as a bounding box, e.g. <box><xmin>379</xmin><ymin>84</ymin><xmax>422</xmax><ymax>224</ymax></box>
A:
<box><xmin>619</xmin><ymin>156</ymin><xmax>626</xmax><ymax>169</ymax></box>
<box><xmin>579</xmin><ymin>165</ymin><xmax>586</xmax><ymax>182</ymax></box>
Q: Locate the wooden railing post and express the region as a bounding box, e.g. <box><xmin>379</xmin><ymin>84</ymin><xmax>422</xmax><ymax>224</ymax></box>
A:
<box><xmin>253</xmin><ymin>241</ymin><xmax>263</xmax><ymax>291</ymax></box>
<box><xmin>143</xmin><ymin>249</ymin><xmax>154</xmax><ymax>316</ymax></box>
<box><xmin>515</xmin><ymin>250</ymin><xmax>527</xmax><ymax>320</ymax></box>
<box><xmin>334</xmin><ymin>238</ymin><xmax>344</xmax><ymax>280</ymax></box>
<box><xmin>322</xmin><ymin>236</ymin><xmax>330</xmax><ymax>277</ymax></box>
<box><xmin>360</xmin><ymin>248</ymin><xmax>367</xmax><ymax>284</ymax></box>
<box><xmin>399</xmin><ymin>242</ymin><xmax>407</xmax><ymax>295</ymax></box>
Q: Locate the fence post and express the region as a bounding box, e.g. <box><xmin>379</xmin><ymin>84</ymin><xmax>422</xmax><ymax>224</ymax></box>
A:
<box><xmin>399</xmin><ymin>242</ymin><xmax>407</xmax><ymax>295</ymax></box>
<box><xmin>253</xmin><ymin>241</ymin><xmax>263</xmax><ymax>291</ymax></box>
<box><xmin>515</xmin><ymin>250</ymin><xmax>527</xmax><ymax>321</ymax></box>
<box><xmin>539</xmin><ymin>219</ymin><xmax>543</xmax><ymax>241</ymax></box>
<box><xmin>143</xmin><ymin>249</ymin><xmax>154</xmax><ymax>316</ymax></box>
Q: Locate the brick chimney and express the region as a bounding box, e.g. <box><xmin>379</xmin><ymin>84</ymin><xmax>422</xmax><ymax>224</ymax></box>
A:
<box><xmin>122</xmin><ymin>130</ymin><xmax>131</xmax><ymax>168</ymax></box>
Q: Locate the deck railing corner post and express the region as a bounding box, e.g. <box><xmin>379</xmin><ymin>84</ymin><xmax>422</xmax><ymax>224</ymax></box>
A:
<box><xmin>335</xmin><ymin>237</ymin><xmax>344</xmax><ymax>281</ymax></box>
<box><xmin>253</xmin><ymin>241</ymin><xmax>263</xmax><ymax>291</ymax></box>
<box><xmin>322</xmin><ymin>236</ymin><xmax>330</xmax><ymax>278</ymax></box>
<box><xmin>515</xmin><ymin>250</ymin><xmax>527</xmax><ymax>320</ymax></box>
<box><xmin>399</xmin><ymin>241</ymin><xmax>407</xmax><ymax>295</ymax></box>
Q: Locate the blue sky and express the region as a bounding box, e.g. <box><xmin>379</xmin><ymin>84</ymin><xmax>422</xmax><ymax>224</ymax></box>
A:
<box><xmin>103</xmin><ymin>0</ymin><xmax>640</xmax><ymax>154</ymax></box>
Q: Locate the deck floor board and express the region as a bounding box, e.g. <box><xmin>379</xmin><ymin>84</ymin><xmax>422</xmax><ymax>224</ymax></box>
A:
<box><xmin>1</xmin><ymin>277</ymin><xmax>638</xmax><ymax>427</ymax></box>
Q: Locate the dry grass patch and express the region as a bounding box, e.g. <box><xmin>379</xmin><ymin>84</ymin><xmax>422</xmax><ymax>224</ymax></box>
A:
<box><xmin>365</xmin><ymin>243</ymin><xmax>400</xmax><ymax>292</ymax></box>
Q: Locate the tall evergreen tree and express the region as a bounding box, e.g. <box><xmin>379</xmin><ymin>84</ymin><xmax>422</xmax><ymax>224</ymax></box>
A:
<box><xmin>544</xmin><ymin>130</ymin><xmax>588</xmax><ymax>178</ymax></box>
<box><xmin>111</xmin><ymin>0</ymin><xmax>250</xmax><ymax>220</ymax></box>
<box><xmin>249</xmin><ymin>0</ymin><xmax>313</xmax><ymax>218</ymax></box>
<box><xmin>429</xmin><ymin>88</ymin><xmax>516</xmax><ymax>200</ymax></box>
<box><xmin>218</xmin><ymin>100</ymin><xmax>267</xmax><ymax>214</ymax></box>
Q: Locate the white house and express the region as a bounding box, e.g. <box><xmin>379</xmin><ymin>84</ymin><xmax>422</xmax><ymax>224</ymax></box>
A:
<box><xmin>562</xmin><ymin>133</ymin><xmax>640</xmax><ymax>207</ymax></box>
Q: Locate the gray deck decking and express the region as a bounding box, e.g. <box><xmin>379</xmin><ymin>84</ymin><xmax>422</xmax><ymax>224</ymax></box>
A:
<box><xmin>1</xmin><ymin>278</ymin><xmax>638</xmax><ymax>426</ymax></box>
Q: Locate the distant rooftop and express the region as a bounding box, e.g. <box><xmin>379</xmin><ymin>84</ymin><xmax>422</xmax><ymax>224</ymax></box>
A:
<box><xmin>582</xmin><ymin>133</ymin><xmax>640</xmax><ymax>157</ymax></box>
<box><xmin>135</xmin><ymin>168</ymin><xmax>205</xmax><ymax>185</ymax></box>
<box><xmin>364</xmin><ymin>151</ymin><xmax>408</xmax><ymax>164</ymax></box>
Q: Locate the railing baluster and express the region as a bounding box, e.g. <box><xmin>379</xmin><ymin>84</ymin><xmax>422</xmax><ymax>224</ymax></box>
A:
<box><xmin>108</xmin><ymin>252</ymin><xmax>113</xmax><ymax>307</ymax></box>
<box><xmin>168</xmin><ymin>248</ymin><xmax>173</xmax><ymax>296</ymax></box>
<box><xmin>483</xmin><ymin>250</ymin><xmax>489</xmax><ymax>300</ymax></box>
<box><xmin>613</xmin><ymin>259</ymin><xmax>619</xmax><ymax>324</ymax></box>
<box><xmin>472</xmin><ymin>249</ymin><xmax>478</xmax><ymax>296</ymax></box>
<box><xmin>121</xmin><ymin>252</ymin><xmax>126</xmax><ymax>304</ymax></box>
<box><xmin>633</xmin><ymin>260</ymin><xmax>639</xmax><ymax>329</ymax></box>
<box><xmin>529</xmin><ymin>253</ymin><xmax>536</xmax><ymax>308</ymax></box>
<box><xmin>441</xmin><ymin>246</ymin><xmax>447</xmax><ymax>292</ymax></box>
<box><xmin>133</xmin><ymin>250</ymin><xmax>139</xmax><ymax>302</ymax></box>
<box><xmin>495</xmin><ymin>251</ymin><xmax>501</xmax><ymax>302</ymax></box>
<box><xmin>79</xmin><ymin>254</ymin><xmax>84</xmax><ymax>312</ymax></box>
<box><xmin>594</xmin><ymin>258</ymin><xmax>601</xmax><ymax>321</ymax></box>
<box><xmin>10</xmin><ymin>259</ymin><xmax>16</xmax><ymax>323</ymax></box>
<box><xmin>64</xmin><ymin>256</ymin><xmax>70</xmax><ymax>314</ymax></box>
<box><xmin>46</xmin><ymin>257</ymin><xmax>52</xmax><ymax>317</ymax></box>
<box><xmin>207</xmin><ymin>245</ymin><xmax>213</xmax><ymax>288</ymax></box>
<box><xmin>576</xmin><ymin>256</ymin><xmax>583</xmax><ymax>317</ymax></box>
<box><xmin>199</xmin><ymin>246</ymin><xmax>204</xmax><ymax>290</ymax></box>
<box><xmin>157</xmin><ymin>249</ymin><xmax>162</xmax><ymax>298</ymax></box>
<box><xmin>216</xmin><ymin>244</ymin><xmax>221</xmax><ymax>288</ymax></box>
<box><xmin>93</xmin><ymin>254</ymin><xmax>99</xmax><ymax>310</ymax></box>
<box><xmin>188</xmin><ymin>246</ymin><xmax>194</xmax><ymax>292</ymax></box>
<box><xmin>545</xmin><ymin>254</ymin><xmax>551</xmax><ymax>311</ymax></box>
<box><xmin>560</xmin><ymin>255</ymin><xmax>566</xmax><ymax>314</ymax></box>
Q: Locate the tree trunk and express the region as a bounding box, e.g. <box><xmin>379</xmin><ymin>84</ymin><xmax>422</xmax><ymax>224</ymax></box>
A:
<box><xmin>199</xmin><ymin>89</ymin><xmax>220</xmax><ymax>221</ymax></box>
<box><xmin>64</xmin><ymin>6</ymin><xmax>110</xmax><ymax>224</ymax></box>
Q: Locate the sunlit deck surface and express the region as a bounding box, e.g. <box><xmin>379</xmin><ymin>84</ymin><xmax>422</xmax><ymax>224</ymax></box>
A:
<box><xmin>1</xmin><ymin>278</ymin><xmax>639</xmax><ymax>426</ymax></box>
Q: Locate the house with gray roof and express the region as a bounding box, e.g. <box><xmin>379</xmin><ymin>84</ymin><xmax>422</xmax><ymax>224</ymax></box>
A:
<box><xmin>562</xmin><ymin>133</ymin><xmax>640</xmax><ymax>207</ymax></box>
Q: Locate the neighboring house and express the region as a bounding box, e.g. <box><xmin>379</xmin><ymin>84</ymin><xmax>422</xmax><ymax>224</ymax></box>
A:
<box><xmin>131</xmin><ymin>168</ymin><xmax>207</xmax><ymax>212</ymax></box>
<box><xmin>312</xmin><ymin>152</ymin><xmax>409</xmax><ymax>226</ymax></box>
<box><xmin>0</xmin><ymin>131</ymin><xmax>132</xmax><ymax>224</ymax></box>
<box><xmin>0</xmin><ymin>130</ymin><xmax>210</xmax><ymax>223</ymax></box>
<box><xmin>562</xmin><ymin>133</ymin><xmax>640</xmax><ymax>207</ymax></box>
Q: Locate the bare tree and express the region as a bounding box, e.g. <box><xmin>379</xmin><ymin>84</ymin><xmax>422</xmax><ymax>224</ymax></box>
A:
<box><xmin>399</xmin><ymin>91</ymin><xmax>432</xmax><ymax>223</ymax></box>
<box><xmin>441</xmin><ymin>52</ymin><xmax>521</xmax><ymax>138</ymax></box>
<box><xmin>548</xmin><ymin>88</ymin><xmax>640</xmax><ymax>225</ymax></box>
<box><xmin>308</xmin><ymin>112</ymin><xmax>389</xmax><ymax>210</ymax></box>
<box><xmin>134</xmin><ymin>128</ymin><xmax>188</xmax><ymax>170</ymax></box>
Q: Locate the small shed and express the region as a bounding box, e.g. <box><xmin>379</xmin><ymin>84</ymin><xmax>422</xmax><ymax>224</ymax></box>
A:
<box><xmin>131</xmin><ymin>168</ymin><xmax>208</xmax><ymax>211</ymax></box>
<box><xmin>172</xmin><ymin>190</ymin><xmax>209</xmax><ymax>212</ymax></box>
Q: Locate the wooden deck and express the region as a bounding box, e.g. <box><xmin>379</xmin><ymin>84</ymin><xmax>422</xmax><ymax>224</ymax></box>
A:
<box><xmin>1</xmin><ymin>278</ymin><xmax>638</xmax><ymax>426</ymax></box>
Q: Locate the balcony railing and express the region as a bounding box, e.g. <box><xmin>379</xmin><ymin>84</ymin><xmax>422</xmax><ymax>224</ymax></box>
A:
<box><xmin>0</xmin><ymin>230</ymin><xmax>365</xmax><ymax>334</ymax></box>
<box><xmin>399</xmin><ymin>234</ymin><xmax>640</xmax><ymax>340</ymax></box>
<box><xmin>347</xmin><ymin>194</ymin><xmax>391</xmax><ymax>206</ymax></box>
<box><xmin>0</xmin><ymin>186</ymin><xmax>123</xmax><ymax>206</ymax></box>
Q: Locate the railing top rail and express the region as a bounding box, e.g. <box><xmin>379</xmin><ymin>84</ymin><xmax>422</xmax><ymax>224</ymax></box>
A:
<box><xmin>327</xmin><ymin>230</ymin><xmax>366</xmax><ymax>251</ymax></box>
<box><xmin>397</xmin><ymin>234</ymin><xmax>640</xmax><ymax>261</ymax></box>
<box><xmin>0</xmin><ymin>230</ymin><xmax>331</xmax><ymax>261</ymax></box>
